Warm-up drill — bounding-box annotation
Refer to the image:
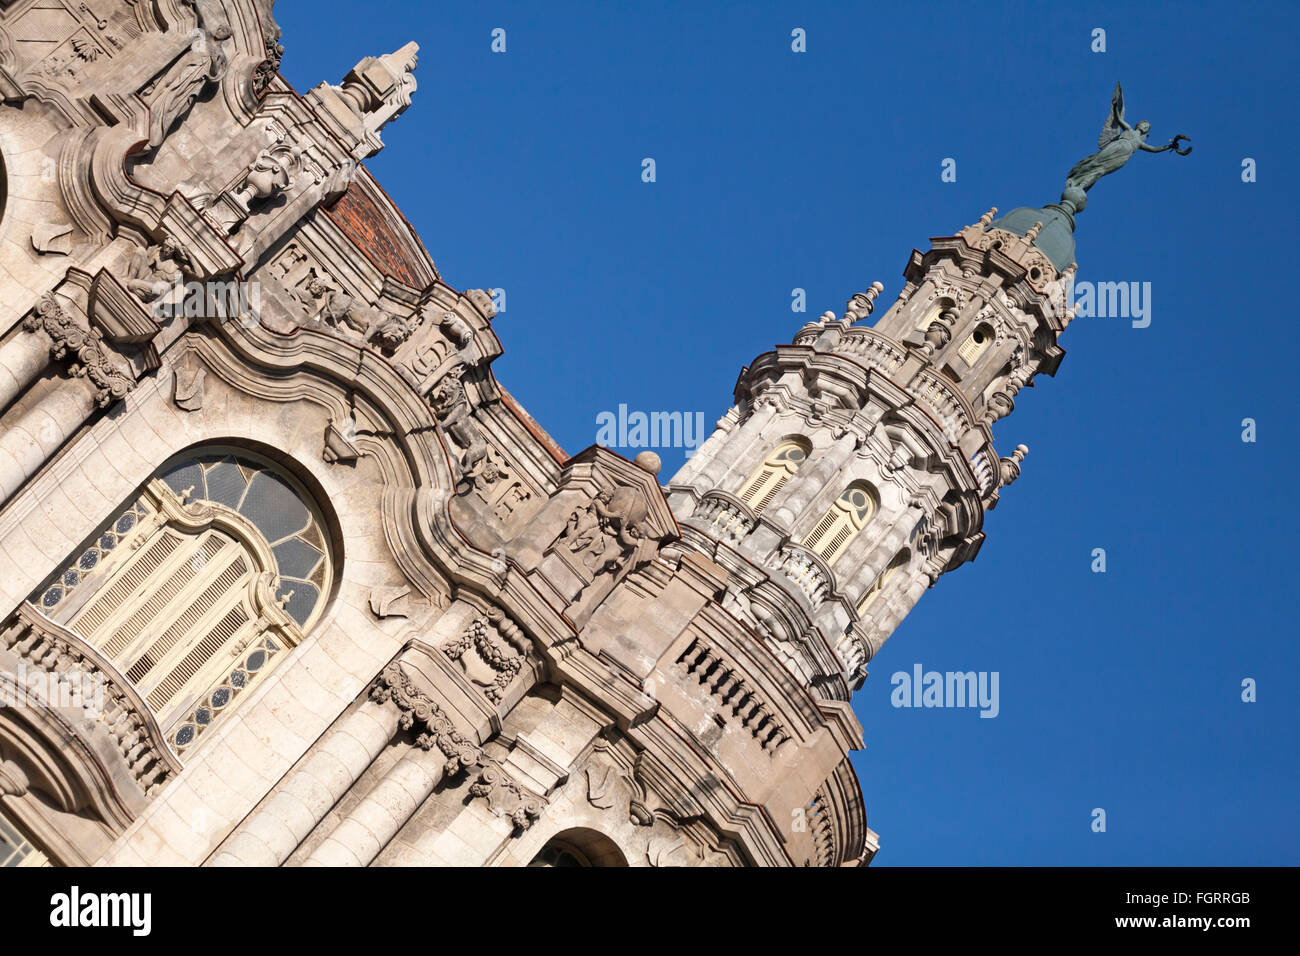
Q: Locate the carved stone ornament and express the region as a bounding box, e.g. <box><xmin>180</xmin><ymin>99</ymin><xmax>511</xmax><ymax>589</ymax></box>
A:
<box><xmin>468</xmin><ymin>763</ymin><xmax>544</xmax><ymax>833</ymax></box>
<box><xmin>31</xmin><ymin>221</ymin><xmax>72</xmax><ymax>255</ymax></box>
<box><xmin>24</xmin><ymin>293</ymin><xmax>134</xmax><ymax>407</ymax></box>
<box><xmin>368</xmin><ymin>309</ymin><xmax>416</xmax><ymax>354</ymax></box>
<box><xmin>429</xmin><ymin>373</ymin><xmax>495</xmax><ymax>488</ymax></box>
<box><xmin>370</xmin><ymin>662</ymin><xmax>542</xmax><ymax>834</ymax></box>
<box><xmin>585</xmin><ymin>766</ymin><xmax>617</xmax><ymax>810</ymax></box>
<box><xmin>173</xmin><ymin>366</ymin><xmax>205</xmax><ymax>412</ymax></box>
<box><xmin>323</xmin><ymin>416</ymin><xmax>362</xmax><ymax>464</ymax></box>
<box><xmin>145</xmin><ymin>24</ymin><xmax>232</xmax><ymax>149</ymax></box>
<box><xmin>200</xmin><ymin>137</ymin><xmax>303</xmax><ymax>234</ymax></box>
<box><xmin>998</xmin><ymin>444</ymin><xmax>1029</xmax><ymax>487</ymax></box>
<box><xmin>252</xmin><ymin>20</ymin><xmax>284</xmax><ymax>97</ymax></box>
<box><xmin>370</xmin><ymin>663</ymin><xmax>481</xmax><ymax>776</ymax></box>
<box><xmin>442</xmin><ymin>608</ymin><xmax>528</xmax><ymax>703</ymax></box>
<box><xmin>124</xmin><ymin>236</ymin><xmax>191</xmax><ymax>303</ymax></box>
<box><xmin>843</xmin><ymin>281</ymin><xmax>884</xmax><ymax>323</ymax></box>
<box><xmin>550</xmin><ymin>486</ymin><xmax>658</xmax><ymax>598</ymax></box>
<box><xmin>368</xmin><ymin>585</ymin><xmax>411</xmax><ymax>619</ymax></box>
<box><xmin>645</xmin><ymin>837</ymin><xmax>688</xmax><ymax>867</ymax></box>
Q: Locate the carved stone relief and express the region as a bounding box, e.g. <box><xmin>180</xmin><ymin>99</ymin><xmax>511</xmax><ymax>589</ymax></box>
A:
<box><xmin>429</xmin><ymin>372</ymin><xmax>494</xmax><ymax>489</ymax></box>
<box><xmin>24</xmin><ymin>292</ymin><xmax>134</xmax><ymax>407</ymax></box>
<box><xmin>548</xmin><ymin>486</ymin><xmax>658</xmax><ymax>605</ymax></box>
<box><xmin>442</xmin><ymin>607</ymin><xmax>529</xmax><ymax>704</ymax></box>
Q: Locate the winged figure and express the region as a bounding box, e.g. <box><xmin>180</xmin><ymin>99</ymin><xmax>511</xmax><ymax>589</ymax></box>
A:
<box><xmin>1064</xmin><ymin>82</ymin><xmax>1191</xmax><ymax>194</ymax></box>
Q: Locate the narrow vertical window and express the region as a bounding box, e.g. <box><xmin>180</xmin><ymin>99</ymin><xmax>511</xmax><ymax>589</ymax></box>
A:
<box><xmin>856</xmin><ymin>551</ymin><xmax>907</xmax><ymax>616</ymax></box>
<box><xmin>735</xmin><ymin>439</ymin><xmax>810</xmax><ymax>515</ymax></box>
<box><xmin>803</xmin><ymin>483</ymin><xmax>874</xmax><ymax>565</ymax></box>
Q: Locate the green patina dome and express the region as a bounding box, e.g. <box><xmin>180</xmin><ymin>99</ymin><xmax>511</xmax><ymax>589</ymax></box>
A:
<box><xmin>988</xmin><ymin>203</ymin><xmax>1077</xmax><ymax>272</ymax></box>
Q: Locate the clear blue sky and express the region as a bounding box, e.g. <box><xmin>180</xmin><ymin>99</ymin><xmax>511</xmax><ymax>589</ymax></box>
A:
<box><xmin>279</xmin><ymin>0</ymin><xmax>1299</xmax><ymax>865</ymax></box>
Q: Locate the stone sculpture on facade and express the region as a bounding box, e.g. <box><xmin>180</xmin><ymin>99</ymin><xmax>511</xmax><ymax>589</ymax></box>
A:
<box><xmin>0</xmin><ymin>3</ymin><xmax>1188</xmax><ymax>867</ymax></box>
<box><xmin>429</xmin><ymin>373</ymin><xmax>494</xmax><ymax>487</ymax></box>
<box><xmin>145</xmin><ymin>25</ymin><xmax>232</xmax><ymax>149</ymax></box>
<box><xmin>123</xmin><ymin>237</ymin><xmax>190</xmax><ymax>303</ymax></box>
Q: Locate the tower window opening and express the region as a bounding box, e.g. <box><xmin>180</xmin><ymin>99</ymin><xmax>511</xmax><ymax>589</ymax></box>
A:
<box><xmin>803</xmin><ymin>484</ymin><xmax>874</xmax><ymax>566</ymax></box>
<box><xmin>856</xmin><ymin>551</ymin><xmax>908</xmax><ymax>616</ymax></box>
<box><xmin>957</xmin><ymin>323</ymin><xmax>995</xmax><ymax>365</ymax></box>
<box><xmin>736</xmin><ymin>439</ymin><xmax>811</xmax><ymax>516</ymax></box>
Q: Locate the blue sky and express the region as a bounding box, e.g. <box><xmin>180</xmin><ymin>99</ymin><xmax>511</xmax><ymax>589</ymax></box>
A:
<box><xmin>280</xmin><ymin>1</ymin><xmax>1299</xmax><ymax>865</ymax></box>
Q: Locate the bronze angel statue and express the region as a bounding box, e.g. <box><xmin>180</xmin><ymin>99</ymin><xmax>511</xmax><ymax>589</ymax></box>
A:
<box><xmin>1064</xmin><ymin>82</ymin><xmax>1190</xmax><ymax>195</ymax></box>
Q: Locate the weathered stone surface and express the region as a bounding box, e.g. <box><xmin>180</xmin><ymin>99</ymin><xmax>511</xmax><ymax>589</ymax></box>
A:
<box><xmin>0</xmin><ymin>0</ymin><xmax>1108</xmax><ymax>869</ymax></box>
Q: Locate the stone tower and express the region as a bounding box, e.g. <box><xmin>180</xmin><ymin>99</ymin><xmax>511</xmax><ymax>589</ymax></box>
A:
<box><xmin>667</xmin><ymin>204</ymin><xmax>1076</xmax><ymax>694</ymax></box>
<box><xmin>0</xmin><ymin>0</ymin><xmax>1103</xmax><ymax>869</ymax></box>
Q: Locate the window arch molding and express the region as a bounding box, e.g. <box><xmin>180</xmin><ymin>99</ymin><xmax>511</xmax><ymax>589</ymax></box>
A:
<box><xmin>28</xmin><ymin>442</ymin><xmax>341</xmax><ymax>757</ymax></box>
<box><xmin>801</xmin><ymin>481</ymin><xmax>877</xmax><ymax>566</ymax></box>
<box><xmin>527</xmin><ymin>827</ymin><xmax>629</xmax><ymax>867</ymax></box>
<box><xmin>735</xmin><ymin>436</ymin><xmax>812</xmax><ymax>516</ymax></box>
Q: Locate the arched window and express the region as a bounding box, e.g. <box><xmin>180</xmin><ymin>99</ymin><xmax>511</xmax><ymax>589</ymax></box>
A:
<box><xmin>856</xmin><ymin>550</ymin><xmax>908</xmax><ymax>616</ymax></box>
<box><xmin>735</xmin><ymin>439</ymin><xmax>810</xmax><ymax>515</ymax></box>
<box><xmin>957</xmin><ymin>322</ymin><xmax>995</xmax><ymax>365</ymax></box>
<box><xmin>29</xmin><ymin>449</ymin><xmax>333</xmax><ymax>757</ymax></box>
<box><xmin>527</xmin><ymin>827</ymin><xmax>628</xmax><ymax>867</ymax></box>
<box><xmin>803</xmin><ymin>483</ymin><xmax>874</xmax><ymax>565</ymax></box>
<box><xmin>528</xmin><ymin>842</ymin><xmax>589</xmax><ymax>867</ymax></box>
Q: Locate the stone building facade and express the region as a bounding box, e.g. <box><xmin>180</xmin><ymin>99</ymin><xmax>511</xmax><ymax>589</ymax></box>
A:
<box><xmin>0</xmin><ymin>0</ymin><xmax>1081</xmax><ymax>867</ymax></box>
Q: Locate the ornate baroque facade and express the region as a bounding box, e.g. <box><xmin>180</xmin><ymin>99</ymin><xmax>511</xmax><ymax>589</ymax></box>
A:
<box><xmin>0</xmin><ymin>0</ymin><xmax>1082</xmax><ymax>866</ymax></box>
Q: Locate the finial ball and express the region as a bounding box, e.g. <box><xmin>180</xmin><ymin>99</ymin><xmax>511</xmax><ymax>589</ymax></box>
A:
<box><xmin>634</xmin><ymin>451</ymin><xmax>662</xmax><ymax>475</ymax></box>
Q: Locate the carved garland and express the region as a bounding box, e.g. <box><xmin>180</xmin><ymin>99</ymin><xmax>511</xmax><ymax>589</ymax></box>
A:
<box><xmin>442</xmin><ymin>608</ymin><xmax>529</xmax><ymax>703</ymax></box>
<box><xmin>252</xmin><ymin>23</ymin><xmax>284</xmax><ymax>97</ymax></box>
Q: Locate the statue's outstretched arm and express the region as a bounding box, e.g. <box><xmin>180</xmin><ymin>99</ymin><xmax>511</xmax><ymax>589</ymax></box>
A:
<box><xmin>1141</xmin><ymin>135</ymin><xmax>1192</xmax><ymax>155</ymax></box>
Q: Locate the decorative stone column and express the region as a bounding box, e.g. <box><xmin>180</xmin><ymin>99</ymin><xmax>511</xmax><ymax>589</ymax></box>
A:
<box><xmin>768</xmin><ymin>431</ymin><xmax>858</xmax><ymax>529</ymax></box>
<box><xmin>207</xmin><ymin>697</ymin><xmax>400</xmax><ymax>867</ymax></box>
<box><xmin>0</xmin><ymin>374</ymin><xmax>97</xmax><ymax>504</ymax></box>
<box><xmin>0</xmin><ymin>330</ymin><xmax>51</xmax><ymax>412</ymax></box>
<box><xmin>845</xmin><ymin>511</ymin><xmax>916</xmax><ymax>598</ymax></box>
<box><xmin>0</xmin><ymin>293</ymin><xmax>135</xmax><ymax>507</ymax></box>
<box><xmin>301</xmin><ymin>743</ymin><xmax>449</xmax><ymax>867</ymax></box>
<box><xmin>695</xmin><ymin>400</ymin><xmax>780</xmax><ymax>490</ymax></box>
<box><xmin>298</xmin><ymin>660</ymin><xmax>486</xmax><ymax>866</ymax></box>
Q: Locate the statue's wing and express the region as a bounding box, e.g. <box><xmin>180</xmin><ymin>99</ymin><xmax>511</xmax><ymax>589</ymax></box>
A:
<box><xmin>1098</xmin><ymin>81</ymin><xmax>1125</xmax><ymax>148</ymax></box>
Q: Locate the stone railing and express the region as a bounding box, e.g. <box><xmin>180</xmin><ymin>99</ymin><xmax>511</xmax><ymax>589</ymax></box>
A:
<box><xmin>774</xmin><ymin>544</ymin><xmax>832</xmax><ymax>605</ymax></box>
<box><xmin>675</xmin><ymin>636</ymin><xmax>791</xmax><ymax>754</ymax></box>
<box><xmin>833</xmin><ymin>624</ymin><xmax>869</xmax><ymax>687</ymax></box>
<box><xmin>834</xmin><ymin>328</ymin><xmax>908</xmax><ymax>375</ymax></box>
<box><xmin>691</xmin><ymin>493</ymin><xmax>756</xmax><ymax>546</ymax></box>
<box><xmin>1</xmin><ymin>605</ymin><xmax>181</xmax><ymax>797</ymax></box>
<box><xmin>910</xmin><ymin>366</ymin><xmax>976</xmax><ymax>444</ymax></box>
<box><xmin>808</xmin><ymin>785</ymin><xmax>837</xmax><ymax>867</ymax></box>
<box><xmin>970</xmin><ymin>446</ymin><xmax>998</xmax><ymax>496</ymax></box>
